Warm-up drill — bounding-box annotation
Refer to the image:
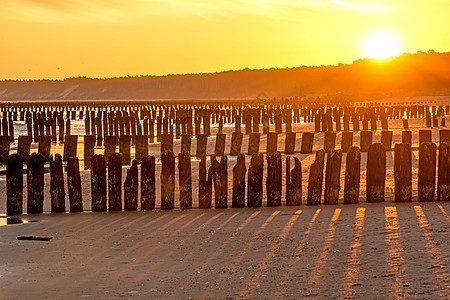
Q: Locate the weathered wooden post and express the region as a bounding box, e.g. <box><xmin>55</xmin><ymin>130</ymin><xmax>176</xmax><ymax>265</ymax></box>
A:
<box><xmin>63</xmin><ymin>135</ymin><xmax>78</xmax><ymax>161</ymax></box>
<box><xmin>286</xmin><ymin>157</ymin><xmax>302</xmax><ymax>206</ymax></box>
<box><xmin>324</xmin><ymin>149</ymin><xmax>342</xmax><ymax>205</ymax></box>
<box><xmin>124</xmin><ymin>160</ymin><xmax>138</xmax><ymax>211</ymax></box>
<box><xmin>418</xmin><ymin>142</ymin><xmax>436</xmax><ymax>202</ymax></box>
<box><xmin>135</xmin><ymin>135</ymin><xmax>149</xmax><ymax>163</ymax></box>
<box><xmin>7</xmin><ymin>154</ymin><xmax>23</xmax><ymax>215</ymax></box>
<box><xmin>67</xmin><ymin>157</ymin><xmax>83</xmax><ymax>212</ymax></box>
<box><xmin>266</xmin><ymin>151</ymin><xmax>282</xmax><ymax>207</ymax></box>
<box><xmin>381</xmin><ymin>130</ymin><xmax>393</xmax><ymax>151</ymax></box>
<box><xmin>440</xmin><ymin>130</ymin><xmax>450</xmax><ymax>144</ymax></box>
<box><xmin>248</xmin><ymin>132</ymin><xmax>260</xmax><ymax>155</ymax></box>
<box><xmin>360</xmin><ymin>131</ymin><xmax>372</xmax><ymax>152</ymax></box>
<box><xmin>161</xmin><ymin>133</ymin><xmax>174</xmax><ymax>154</ymax></box>
<box><xmin>433</xmin><ymin>115</ymin><xmax>439</xmax><ymax>127</ymax></box>
<box><xmin>301</xmin><ymin>132</ymin><xmax>314</xmax><ymax>154</ymax></box>
<box><xmin>203</xmin><ymin>114</ymin><xmax>211</xmax><ymax>136</ymax></box>
<box><xmin>232</xmin><ymin>154</ymin><xmax>246</xmax><ymax>208</ymax></box>
<box><xmin>230</xmin><ymin>132</ymin><xmax>243</xmax><ymax>156</ymax></box>
<box><xmin>343</xmin><ymin>115</ymin><xmax>350</xmax><ymax>132</ymax></box>
<box><xmin>27</xmin><ymin>153</ymin><xmax>44</xmax><ymax>213</ymax></box>
<box><xmin>0</xmin><ymin>136</ymin><xmax>11</xmax><ymax>163</ymax></box>
<box><xmin>370</xmin><ymin>114</ymin><xmax>377</xmax><ymax>131</ymax></box>
<box><xmin>307</xmin><ymin>149</ymin><xmax>325</xmax><ymax>205</ymax></box>
<box><xmin>161</xmin><ymin>150</ymin><xmax>175</xmax><ymax>209</ymax></box>
<box><xmin>38</xmin><ymin>135</ymin><xmax>52</xmax><ymax>161</ymax></box>
<box><xmin>419</xmin><ymin>130</ymin><xmax>432</xmax><ymax>144</ymax></box>
<box><xmin>426</xmin><ymin>112</ymin><xmax>432</xmax><ymax>127</ymax></box>
<box><xmin>84</xmin><ymin>135</ymin><xmax>95</xmax><ymax>170</ymax></box>
<box><xmin>314</xmin><ymin>113</ymin><xmax>321</xmax><ymax>132</ymax></box>
<box><xmin>344</xmin><ymin>146</ymin><xmax>361</xmax><ymax>204</ymax></box>
<box><xmin>141</xmin><ymin>155</ymin><xmax>156</xmax><ymax>210</ymax></box>
<box><xmin>394</xmin><ymin>143</ymin><xmax>412</xmax><ymax>202</ymax></box>
<box><xmin>181</xmin><ymin>134</ymin><xmax>192</xmax><ymax>155</ymax></box>
<box><xmin>262</xmin><ymin>114</ymin><xmax>269</xmax><ymax>134</ymax></box>
<box><xmin>215</xmin><ymin>133</ymin><xmax>226</xmax><ymax>157</ymax></box>
<box><xmin>284</xmin><ymin>132</ymin><xmax>296</xmax><ymax>154</ymax></box>
<box><xmin>245</xmin><ymin>114</ymin><xmax>252</xmax><ymax>135</ymax></box>
<box><xmin>267</xmin><ymin>132</ymin><xmax>278</xmax><ymax>154</ymax></box>
<box><xmin>366</xmin><ymin>143</ymin><xmax>386</xmax><ymax>203</ymax></box>
<box><xmin>402</xmin><ymin>131</ymin><xmax>412</xmax><ymax>144</ymax></box>
<box><xmin>119</xmin><ymin>135</ymin><xmax>131</xmax><ymax>166</ymax></box>
<box><xmin>352</xmin><ymin>114</ymin><xmax>360</xmax><ymax>131</ymax></box>
<box><xmin>212</xmin><ymin>155</ymin><xmax>228</xmax><ymax>208</ymax></box>
<box><xmin>402</xmin><ymin>118</ymin><xmax>409</xmax><ymax>129</ymax></box>
<box><xmin>341</xmin><ymin>131</ymin><xmax>353</xmax><ymax>153</ymax></box>
<box><xmin>108</xmin><ymin>153</ymin><xmax>122</xmax><ymax>211</ymax></box>
<box><xmin>437</xmin><ymin>142</ymin><xmax>450</xmax><ymax>201</ymax></box>
<box><xmin>196</xmin><ymin>134</ymin><xmax>208</xmax><ymax>159</ymax></box>
<box><xmin>178</xmin><ymin>152</ymin><xmax>192</xmax><ymax>209</ymax></box>
<box><xmin>50</xmin><ymin>154</ymin><xmax>65</xmax><ymax>213</ymax></box>
<box><xmin>91</xmin><ymin>154</ymin><xmax>107</xmax><ymax>212</ymax></box>
<box><xmin>198</xmin><ymin>155</ymin><xmax>212</xmax><ymax>209</ymax></box>
<box><xmin>323</xmin><ymin>131</ymin><xmax>336</xmax><ymax>152</ymax></box>
<box><xmin>247</xmin><ymin>153</ymin><xmax>264</xmax><ymax>207</ymax></box>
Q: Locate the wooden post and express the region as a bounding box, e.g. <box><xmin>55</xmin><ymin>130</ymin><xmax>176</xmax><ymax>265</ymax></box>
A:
<box><xmin>307</xmin><ymin>149</ymin><xmax>325</xmax><ymax>205</ymax></box>
<box><xmin>198</xmin><ymin>155</ymin><xmax>212</xmax><ymax>209</ymax></box>
<box><xmin>215</xmin><ymin>133</ymin><xmax>226</xmax><ymax>157</ymax></box>
<box><xmin>323</xmin><ymin>131</ymin><xmax>336</xmax><ymax>152</ymax></box>
<box><xmin>230</xmin><ymin>132</ymin><xmax>243</xmax><ymax>156</ymax></box>
<box><xmin>314</xmin><ymin>113</ymin><xmax>321</xmax><ymax>132</ymax></box>
<box><xmin>323</xmin><ymin>149</ymin><xmax>342</xmax><ymax>205</ymax></box>
<box><xmin>248</xmin><ymin>132</ymin><xmax>260</xmax><ymax>155</ymax></box>
<box><xmin>438</xmin><ymin>142</ymin><xmax>450</xmax><ymax>201</ymax></box>
<box><xmin>262</xmin><ymin>114</ymin><xmax>269</xmax><ymax>134</ymax></box>
<box><xmin>266</xmin><ymin>151</ymin><xmax>282</xmax><ymax>207</ymax></box>
<box><xmin>181</xmin><ymin>134</ymin><xmax>192</xmax><ymax>155</ymax></box>
<box><xmin>119</xmin><ymin>135</ymin><xmax>131</xmax><ymax>166</ymax></box>
<box><xmin>0</xmin><ymin>136</ymin><xmax>11</xmax><ymax>163</ymax></box>
<box><xmin>381</xmin><ymin>131</ymin><xmax>393</xmax><ymax>151</ymax></box>
<box><xmin>402</xmin><ymin>118</ymin><xmax>409</xmax><ymax>129</ymax></box>
<box><xmin>67</xmin><ymin>157</ymin><xmax>83</xmax><ymax>212</ymax></box>
<box><xmin>402</xmin><ymin>131</ymin><xmax>412</xmax><ymax>144</ymax></box>
<box><xmin>135</xmin><ymin>135</ymin><xmax>149</xmax><ymax>163</ymax></box>
<box><xmin>366</xmin><ymin>143</ymin><xmax>386</xmax><ymax>203</ymax></box>
<box><xmin>91</xmin><ymin>154</ymin><xmax>107</xmax><ymax>212</ymax></box>
<box><xmin>419</xmin><ymin>130</ymin><xmax>432</xmax><ymax>145</ymax></box>
<box><xmin>440</xmin><ymin>130</ymin><xmax>450</xmax><ymax>144</ymax></box>
<box><xmin>360</xmin><ymin>131</ymin><xmax>372</xmax><ymax>152</ymax></box>
<box><xmin>267</xmin><ymin>132</ymin><xmax>278</xmax><ymax>154</ymax></box>
<box><xmin>341</xmin><ymin>131</ymin><xmax>353</xmax><ymax>153</ymax></box>
<box><xmin>141</xmin><ymin>155</ymin><xmax>156</xmax><ymax>210</ymax></box>
<box><xmin>301</xmin><ymin>132</ymin><xmax>314</xmax><ymax>154</ymax></box>
<box><xmin>108</xmin><ymin>153</ymin><xmax>122</xmax><ymax>211</ymax></box>
<box><xmin>344</xmin><ymin>146</ymin><xmax>361</xmax><ymax>204</ymax></box>
<box><xmin>7</xmin><ymin>154</ymin><xmax>23</xmax><ymax>215</ymax></box>
<box><xmin>178</xmin><ymin>152</ymin><xmax>192</xmax><ymax>209</ymax></box>
<box><xmin>232</xmin><ymin>154</ymin><xmax>246</xmax><ymax>208</ymax></box>
<box><xmin>50</xmin><ymin>154</ymin><xmax>65</xmax><ymax>213</ymax></box>
<box><xmin>196</xmin><ymin>134</ymin><xmax>208</xmax><ymax>159</ymax></box>
<box><xmin>38</xmin><ymin>135</ymin><xmax>52</xmax><ymax>161</ymax></box>
<box><xmin>247</xmin><ymin>153</ymin><xmax>263</xmax><ymax>207</ymax></box>
<box><xmin>161</xmin><ymin>150</ymin><xmax>175</xmax><ymax>209</ymax></box>
<box><xmin>203</xmin><ymin>114</ymin><xmax>211</xmax><ymax>136</ymax></box>
<box><xmin>124</xmin><ymin>159</ymin><xmax>138</xmax><ymax>211</ymax></box>
<box><xmin>418</xmin><ymin>142</ymin><xmax>436</xmax><ymax>202</ymax></box>
<box><xmin>352</xmin><ymin>114</ymin><xmax>359</xmax><ymax>131</ymax></box>
<box><xmin>286</xmin><ymin>157</ymin><xmax>302</xmax><ymax>206</ymax></box>
<box><xmin>285</xmin><ymin>132</ymin><xmax>296</xmax><ymax>154</ymax></box>
<box><xmin>161</xmin><ymin>134</ymin><xmax>174</xmax><ymax>154</ymax></box>
<box><xmin>27</xmin><ymin>153</ymin><xmax>44</xmax><ymax>213</ymax></box>
<box><xmin>394</xmin><ymin>143</ymin><xmax>412</xmax><ymax>202</ymax></box>
<box><xmin>84</xmin><ymin>135</ymin><xmax>95</xmax><ymax>170</ymax></box>
<box><xmin>63</xmin><ymin>135</ymin><xmax>78</xmax><ymax>161</ymax></box>
<box><xmin>212</xmin><ymin>155</ymin><xmax>228</xmax><ymax>208</ymax></box>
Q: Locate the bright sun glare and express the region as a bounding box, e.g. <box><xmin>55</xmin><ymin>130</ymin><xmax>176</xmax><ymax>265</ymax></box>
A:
<box><xmin>365</xmin><ymin>31</ymin><xmax>399</xmax><ymax>59</ymax></box>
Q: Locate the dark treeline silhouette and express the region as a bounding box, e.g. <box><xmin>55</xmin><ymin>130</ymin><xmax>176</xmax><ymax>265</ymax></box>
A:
<box><xmin>0</xmin><ymin>51</ymin><xmax>449</xmax><ymax>102</ymax></box>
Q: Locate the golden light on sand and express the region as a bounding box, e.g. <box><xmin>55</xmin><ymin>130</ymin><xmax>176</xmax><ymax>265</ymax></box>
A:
<box><xmin>365</xmin><ymin>31</ymin><xmax>399</xmax><ymax>59</ymax></box>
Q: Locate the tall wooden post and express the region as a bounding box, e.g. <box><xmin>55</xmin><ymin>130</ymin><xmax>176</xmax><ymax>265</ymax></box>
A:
<box><xmin>343</xmin><ymin>146</ymin><xmax>361</xmax><ymax>204</ymax></box>
<box><xmin>366</xmin><ymin>143</ymin><xmax>386</xmax><ymax>203</ymax></box>
<box><xmin>394</xmin><ymin>143</ymin><xmax>412</xmax><ymax>202</ymax></box>
<box><xmin>418</xmin><ymin>142</ymin><xmax>436</xmax><ymax>202</ymax></box>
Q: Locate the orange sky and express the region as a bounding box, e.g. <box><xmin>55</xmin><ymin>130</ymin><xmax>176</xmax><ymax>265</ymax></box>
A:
<box><xmin>1</xmin><ymin>0</ymin><xmax>449</xmax><ymax>80</ymax></box>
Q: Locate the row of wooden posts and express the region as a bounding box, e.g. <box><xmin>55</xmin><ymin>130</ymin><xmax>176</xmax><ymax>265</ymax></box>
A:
<box><xmin>0</xmin><ymin>104</ymin><xmax>447</xmax><ymax>145</ymax></box>
<box><xmin>5</xmin><ymin>139</ymin><xmax>450</xmax><ymax>215</ymax></box>
<box><xmin>1</xmin><ymin>128</ymin><xmax>449</xmax><ymax>168</ymax></box>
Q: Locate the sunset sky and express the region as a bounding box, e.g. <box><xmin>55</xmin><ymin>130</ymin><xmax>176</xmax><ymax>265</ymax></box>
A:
<box><xmin>1</xmin><ymin>0</ymin><xmax>449</xmax><ymax>80</ymax></box>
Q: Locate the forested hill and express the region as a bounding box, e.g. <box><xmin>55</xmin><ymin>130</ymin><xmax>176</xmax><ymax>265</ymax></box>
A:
<box><xmin>0</xmin><ymin>51</ymin><xmax>449</xmax><ymax>102</ymax></box>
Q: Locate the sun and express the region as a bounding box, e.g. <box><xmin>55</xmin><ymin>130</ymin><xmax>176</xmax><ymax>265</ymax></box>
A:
<box><xmin>364</xmin><ymin>31</ymin><xmax>399</xmax><ymax>59</ymax></box>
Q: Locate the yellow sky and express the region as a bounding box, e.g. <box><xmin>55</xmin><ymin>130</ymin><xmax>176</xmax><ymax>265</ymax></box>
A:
<box><xmin>1</xmin><ymin>0</ymin><xmax>449</xmax><ymax>79</ymax></box>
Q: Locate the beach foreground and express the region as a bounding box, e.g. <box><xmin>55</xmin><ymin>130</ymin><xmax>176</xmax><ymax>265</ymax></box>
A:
<box><xmin>1</xmin><ymin>202</ymin><xmax>449</xmax><ymax>299</ymax></box>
